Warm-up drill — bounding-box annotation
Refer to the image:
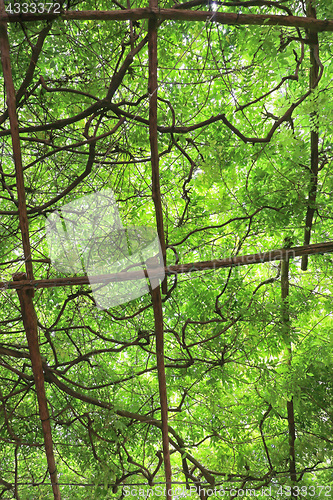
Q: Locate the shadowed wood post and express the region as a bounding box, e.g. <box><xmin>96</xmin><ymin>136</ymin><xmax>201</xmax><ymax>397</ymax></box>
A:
<box><xmin>281</xmin><ymin>255</ymin><xmax>297</xmax><ymax>495</ymax></box>
<box><xmin>0</xmin><ymin>3</ymin><xmax>33</xmax><ymax>281</ymax></box>
<box><xmin>148</xmin><ymin>0</ymin><xmax>172</xmax><ymax>497</ymax></box>
<box><xmin>302</xmin><ymin>0</ymin><xmax>320</xmax><ymax>271</ymax></box>
<box><xmin>0</xmin><ymin>2</ymin><xmax>60</xmax><ymax>497</ymax></box>
<box><xmin>13</xmin><ymin>275</ymin><xmax>61</xmax><ymax>500</ymax></box>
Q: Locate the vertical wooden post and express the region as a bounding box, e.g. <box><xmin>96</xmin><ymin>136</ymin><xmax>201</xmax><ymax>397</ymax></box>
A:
<box><xmin>0</xmin><ymin>2</ymin><xmax>60</xmax><ymax>497</ymax></box>
<box><xmin>281</xmin><ymin>258</ymin><xmax>297</xmax><ymax>494</ymax></box>
<box><xmin>148</xmin><ymin>1</ymin><xmax>172</xmax><ymax>498</ymax></box>
<box><xmin>0</xmin><ymin>1</ymin><xmax>33</xmax><ymax>281</ymax></box>
<box><xmin>148</xmin><ymin>0</ymin><xmax>167</xmax><ymax>294</ymax></box>
<box><xmin>14</xmin><ymin>275</ymin><xmax>61</xmax><ymax>500</ymax></box>
<box><xmin>152</xmin><ymin>287</ymin><xmax>172</xmax><ymax>500</ymax></box>
<box><xmin>301</xmin><ymin>0</ymin><xmax>319</xmax><ymax>271</ymax></box>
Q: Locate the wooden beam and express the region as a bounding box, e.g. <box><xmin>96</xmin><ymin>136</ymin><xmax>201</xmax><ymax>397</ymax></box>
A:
<box><xmin>2</xmin><ymin>241</ymin><xmax>333</xmax><ymax>291</ymax></box>
<box><xmin>0</xmin><ymin>9</ymin><xmax>332</xmax><ymax>32</ymax></box>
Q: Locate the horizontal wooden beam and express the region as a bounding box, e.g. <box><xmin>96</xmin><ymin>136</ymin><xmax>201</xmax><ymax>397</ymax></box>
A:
<box><xmin>0</xmin><ymin>9</ymin><xmax>332</xmax><ymax>32</ymax></box>
<box><xmin>1</xmin><ymin>241</ymin><xmax>332</xmax><ymax>291</ymax></box>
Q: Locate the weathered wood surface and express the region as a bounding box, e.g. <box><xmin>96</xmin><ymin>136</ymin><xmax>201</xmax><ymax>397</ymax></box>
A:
<box><xmin>2</xmin><ymin>241</ymin><xmax>333</xmax><ymax>291</ymax></box>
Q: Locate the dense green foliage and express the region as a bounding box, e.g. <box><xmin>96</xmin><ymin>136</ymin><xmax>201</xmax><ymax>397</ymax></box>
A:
<box><xmin>0</xmin><ymin>1</ymin><xmax>333</xmax><ymax>498</ymax></box>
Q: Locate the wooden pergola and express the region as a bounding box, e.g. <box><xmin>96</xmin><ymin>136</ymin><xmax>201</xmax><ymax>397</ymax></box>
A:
<box><xmin>0</xmin><ymin>2</ymin><xmax>331</xmax><ymax>499</ymax></box>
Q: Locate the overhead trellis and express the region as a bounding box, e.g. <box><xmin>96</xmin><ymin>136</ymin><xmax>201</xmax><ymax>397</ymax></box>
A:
<box><xmin>0</xmin><ymin>1</ymin><xmax>333</xmax><ymax>500</ymax></box>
